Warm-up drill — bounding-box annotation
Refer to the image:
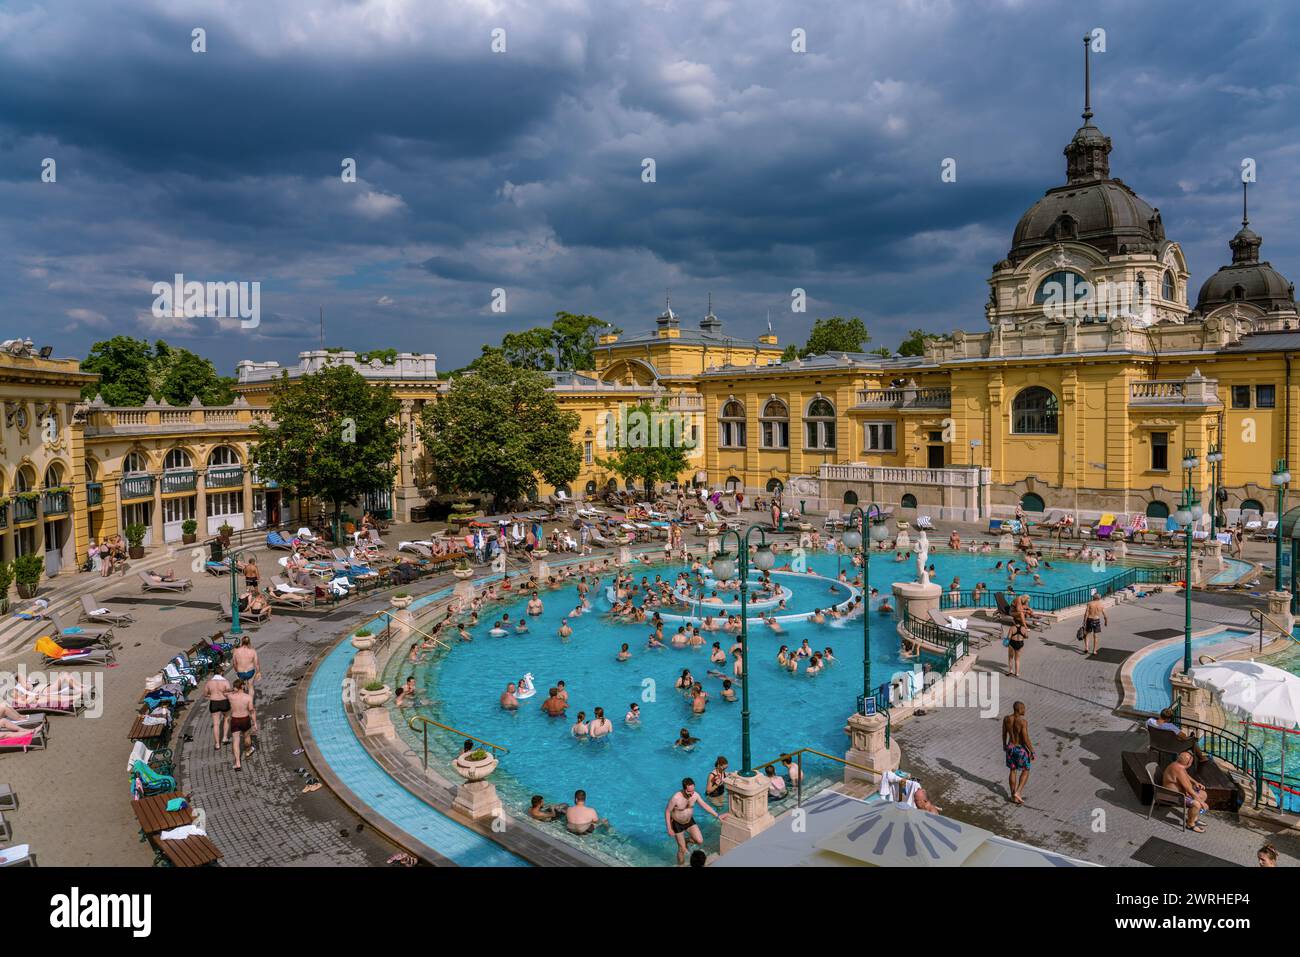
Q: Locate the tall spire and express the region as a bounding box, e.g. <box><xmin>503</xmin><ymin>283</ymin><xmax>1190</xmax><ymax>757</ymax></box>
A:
<box><xmin>1242</xmin><ymin>179</ymin><xmax>1250</xmax><ymax>228</ymax></box>
<box><xmin>1064</xmin><ymin>34</ymin><xmax>1111</xmax><ymax>184</ymax></box>
<box><xmin>1230</xmin><ymin>180</ymin><xmax>1262</xmax><ymax>265</ymax></box>
<box><xmin>1082</xmin><ymin>34</ymin><xmax>1093</xmax><ymax>124</ymax></box>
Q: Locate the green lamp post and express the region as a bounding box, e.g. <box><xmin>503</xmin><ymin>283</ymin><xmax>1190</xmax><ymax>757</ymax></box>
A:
<box><xmin>1273</xmin><ymin>459</ymin><xmax>1291</xmax><ymax>593</ymax></box>
<box><xmin>710</xmin><ymin>525</ymin><xmax>776</xmax><ymax>776</ymax></box>
<box><xmin>842</xmin><ymin>504</ymin><xmax>892</xmax><ymax>703</ymax></box>
<box><xmin>1172</xmin><ymin>450</ymin><xmax>1201</xmax><ymax>674</ymax></box>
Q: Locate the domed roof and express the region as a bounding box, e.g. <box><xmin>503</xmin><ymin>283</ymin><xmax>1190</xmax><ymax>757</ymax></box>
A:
<box><xmin>1009</xmin><ymin>177</ymin><xmax>1165</xmax><ymax>265</ymax></box>
<box><xmin>1196</xmin><ymin>190</ymin><xmax>1297</xmax><ymax>315</ymax></box>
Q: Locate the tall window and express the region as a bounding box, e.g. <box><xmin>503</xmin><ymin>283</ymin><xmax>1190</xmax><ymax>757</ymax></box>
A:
<box><xmin>1162</xmin><ymin>271</ymin><xmax>1175</xmax><ymax>301</ymax></box>
<box><xmin>43</xmin><ymin>463</ymin><xmax>64</xmax><ymax>488</ymax></box>
<box><xmin>208</xmin><ymin>445</ymin><xmax>240</xmax><ymax>466</ymax></box>
<box><xmin>1231</xmin><ymin>385</ymin><xmax>1251</xmax><ymax>409</ymax></box>
<box><xmin>584</xmin><ymin>440</ymin><xmax>593</xmax><ymax>464</ymax></box>
<box><xmin>864</xmin><ymin>422</ymin><xmax>895</xmax><ymax>452</ymax></box>
<box><xmin>1151</xmin><ymin>432</ymin><xmax>1169</xmax><ymax>471</ymax></box>
<box><xmin>1256</xmin><ymin>385</ymin><xmax>1276</xmax><ymax>409</ymax></box>
<box><xmin>1010</xmin><ymin>387</ymin><xmax>1058</xmax><ymax>435</ymax></box>
<box><xmin>719</xmin><ymin>400</ymin><xmax>746</xmax><ymax>448</ymax></box>
<box><xmin>760</xmin><ymin>399</ymin><xmax>789</xmax><ymax>449</ymax></box>
<box><xmin>163</xmin><ymin>448</ymin><xmax>192</xmax><ymax>471</ymax></box>
<box><xmin>804</xmin><ymin>397</ymin><xmax>836</xmax><ymax>450</ymax></box>
<box><xmin>123</xmin><ymin>452</ymin><xmax>149</xmax><ymax>474</ymax></box>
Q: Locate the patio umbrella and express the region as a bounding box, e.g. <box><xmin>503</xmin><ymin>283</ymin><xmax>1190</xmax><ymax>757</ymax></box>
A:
<box><xmin>1191</xmin><ymin>660</ymin><xmax>1300</xmax><ymax>728</ymax></box>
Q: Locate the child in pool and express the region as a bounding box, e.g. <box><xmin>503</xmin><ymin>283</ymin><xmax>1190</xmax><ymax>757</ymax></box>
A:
<box><xmin>617</xmin><ymin>643</ymin><xmax>631</xmax><ymax>661</ymax></box>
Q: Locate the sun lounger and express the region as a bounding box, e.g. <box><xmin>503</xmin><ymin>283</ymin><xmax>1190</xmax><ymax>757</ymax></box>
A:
<box><xmin>271</xmin><ymin>575</ymin><xmax>311</xmax><ymax>595</ymax></box>
<box><xmin>35</xmin><ymin>637</ymin><xmax>114</xmax><ymax>666</ymax></box>
<box><xmin>398</xmin><ymin>541</ymin><xmax>433</xmax><ymax>558</ymax></box>
<box><xmin>0</xmin><ymin>784</ymin><xmax>14</xmax><ymax>811</ymax></box>
<box><xmin>0</xmin><ymin>844</ymin><xmax>34</xmax><ymax>866</ymax></box>
<box><xmin>7</xmin><ymin>685</ymin><xmax>83</xmax><ymax>716</ymax></box>
<box><xmin>916</xmin><ymin>515</ymin><xmax>934</xmax><ymax>530</ymax></box>
<box><xmin>219</xmin><ymin>593</ymin><xmax>268</xmax><ymax>624</ymax></box>
<box><xmin>1255</xmin><ymin>519</ymin><xmax>1278</xmax><ymax>542</ymax></box>
<box><xmin>138</xmin><ymin>571</ymin><xmax>193</xmax><ymax>592</ymax></box>
<box><xmin>0</xmin><ymin>729</ymin><xmax>46</xmax><ymax>752</ymax></box>
<box><xmin>50</xmin><ymin>611</ymin><xmax>113</xmax><ymax>646</ymax></box>
<box><xmin>80</xmin><ymin>594</ymin><xmax>134</xmax><ymax>625</ymax></box>
<box><xmin>266</xmin><ymin>530</ymin><xmax>293</xmax><ymax>550</ymax></box>
<box><xmin>928</xmin><ymin>607</ymin><xmax>1002</xmax><ymax>637</ymax></box>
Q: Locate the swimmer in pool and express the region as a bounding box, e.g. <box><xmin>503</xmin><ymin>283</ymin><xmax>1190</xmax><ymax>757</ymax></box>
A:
<box><xmin>673</xmin><ymin>727</ymin><xmax>700</xmax><ymax>750</ymax></box>
<box><xmin>457</xmin><ymin>624</ymin><xmax>473</xmax><ymax>642</ymax></box>
<box><xmin>527</xmin><ymin>593</ymin><xmax>544</xmax><ymax>616</ymax></box>
<box><xmin>500</xmin><ymin>683</ymin><xmax>519</xmax><ymax>710</ymax></box>
<box><xmin>710</xmin><ymin>642</ymin><xmax>725</xmax><ymax>665</ymax></box>
<box><xmin>675</xmin><ymin>669</ymin><xmax>695</xmax><ymax>691</ymax></box>
<box><xmin>808</xmin><ymin>608</ymin><xmax>825</xmax><ymax>625</ymax></box>
<box><xmin>515</xmin><ymin>618</ymin><xmax>529</xmax><ymax>634</ymax></box>
<box><xmin>823</xmin><ymin>646</ymin><xmax>835</xmax><ymax>662</ymax></box>
<box><xmin>720</xmin><ymin>678</ymin><xmax>736</xmax><ymax>702</ymax></box>
<box><xmin>571</xmin><ymin>711</ymin><xmax>589</xmax><ymax>738</ymax></box>
<box><xmin>691</xmin><ymin>684</ymin><xmax>709</xmax><ymax>713</ymax></box>
<box><xmin>647</xmin><ymin>633</ymin><xmax>665</xmax><ymax>649</ymax></box>
<box><xmin>806</xmin><ymin>653</ymin><xmax>824</xmax><ymax>676</ymax></box>
<box><xmin>558</xmin><ymin>618</ymin><xmax>573</xmax><ymax>639</ymax></box>
<box><xmin>766</xmin><ymin>615</ymin><xmax>783</xmax><ymax>634</ymax></box>
<box><xmin>617</xmin><ymin>643</ymin><xmax>631</xmax><ymax>661</ymax></box>
<box><xmin>625</xmin><ymin>703</ymin><xmax>641</xmax><ymax>723</ymax></box>
<box><xmin>589</xmin><ymin>707</ymin><xmax>613</xmax><ymax>738</ymax></box>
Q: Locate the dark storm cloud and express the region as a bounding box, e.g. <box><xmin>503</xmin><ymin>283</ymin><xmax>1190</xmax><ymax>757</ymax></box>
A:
<box><xmin>1</xmin><ymin>0</ymin><xmax>1298</xmax><ymax>374</ymax></box>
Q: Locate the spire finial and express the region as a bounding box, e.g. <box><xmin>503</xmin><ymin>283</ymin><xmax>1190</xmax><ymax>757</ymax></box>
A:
<box><xmin>707</xmin><ymin>291</ymin><xmax>712</xmax><ymax>314</ymax></box>
<box><xmin>1082</xmin><ymin>34</ymin><xmax>1093</xmax><ymax>124</ymax></box>
<box><xmin>1242</xmin><ymin>179</ymin><xmax>1249</xmax><ymax>228</ymax></box>
<box><xmin>766</xmin><ymin>308</ymin><xmax>773</xmax><ymax>333</ymax></box>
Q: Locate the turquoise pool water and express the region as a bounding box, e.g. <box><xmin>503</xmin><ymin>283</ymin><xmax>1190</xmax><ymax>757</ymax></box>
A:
<box><xmin>393</xmin><ymin>548</ymin><xmax>1126</xmax><ymax>866</ymax></box>
<box><xmin>1208</xmin><ymin>558</ymin><xmax>1254</xmax><ymax>586</ymax></box>
<box><xmin>1130</xmin><ymin>628</ymin><xmax>1254</xmax><ymax>714</ymax></box>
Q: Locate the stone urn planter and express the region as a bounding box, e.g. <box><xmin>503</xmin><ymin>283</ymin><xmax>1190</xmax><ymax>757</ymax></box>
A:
<box><xmin>453</xmin><ymin>750</ymin><xmax>499</xmax><ymax>781</ymax></box>
<box><xmin>452</xmin><ymin>749</ymin><xmax>503</xmax><ymax>820</ymax></box>
<box><xmin>359</xmin><ymin>683</ymin><xmax>391</xmax><ymax>708</ymax></box>
<box><xmin>452</xmin><ymin>567</ymin><xmax>475</xmax><ymax>580</ymax></box>
<box><xmin>350</xmin><ymin>633</ymin><xmax>375</xmax><ymax>651</ymax></box>
<box><xmin>613</xmin><ymin>535</ymin><xmax>633</xmax><ymax>546</ymax></box>
<box><xmin>532</xmin><ymin>549</ymin><xmax>549</xmax><ymax>558</ymax></box>
<box><xmin>389</xmin><ymin>594</ymin><xmax>413</xmax><ymax>610</ymax></box>
<box><xmin>358</xmin><ymin>682</ymin><xmax>395</xmax><ymax>739</ymax></box>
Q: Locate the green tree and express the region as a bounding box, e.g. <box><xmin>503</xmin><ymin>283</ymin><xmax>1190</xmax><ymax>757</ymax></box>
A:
<box><xmin>418</xmin><ymin>353</ymin><xmax>580</xmax><ymax>512</ymax></box>
<box><xmin>782</xmin><ymin>316</ymin><xmax>871</xmax><ymax>360</ymax></box>
<box><xmin>552</xmin><ymin>312</ymin><xmax>620</xmax><ymax>370</ymax></box>
<box><xmin>81</xmin><ymin>337</ymin><xmax>234</xmax><ymax>406</ymax></box>
<box><xmin>501</xmin><ymin>327</ymin><xmax>557</xmax><ymax>371</ymax></box>
<box><xmin>597</xmin><ymin>400</ymin><xmax>693</xmax><ymax>496</ymax></box>
<box><xmin>251</xmin><ymin>365</ymin><xmax>401</xmax><ymax>532</ymax></box>
<box><xmin>897</xmin><ymin>329</ymin><xmax>948</xmax><ymax>357</ymax></box>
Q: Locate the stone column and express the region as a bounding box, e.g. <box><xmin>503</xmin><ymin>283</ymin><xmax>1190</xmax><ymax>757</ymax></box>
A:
<box><xmin>892</xmin><ymin>580</ymin><xmax>942</xmax><ymax>624</ymax></box>
<box><xmin>844</xmin><ymin>711</ymin><xmax>898</xmax><ymax>783</ymax></box>
<box><xmin>532</xmin><ymin>557</ymin><xmax>551</xmax><ymax>582</ymax></box>
<box><xmin>705</xmin><ymin>533</ymin><xmax>719</xmax><ymax>558</ymax></box>
<box><xmin>1266</xmin><ymin>591</ymin><xmax>1294</xmax><ymax>635</ymax></box>
<box><xmin>1205</xmin><ymin>539</ymin><xmax>1224</xmax><ymax>572</ymax></box>
<box><xmin>241</xmin><ymin>468</ymin><xmax>255</xmax><ymax>529</ymax></box>
<box><xmin>195</xmin><ymin>470</ymin><xmax>208</xmax><ymax>538</ymax></box>
<box><xmin>151</xmin><ymin>477</ymin><xmax>164</xmax><ymax>548</ymax></box>
<box><xmin>1169</xmin><ymin>672</ymin><xmax>1208</xmax><ymax>725</ymax></box>
<box><xmin>452</xmin><ymin>754</ymin><xmax>502</xmax><ymax>821</ymax></box>
<box><xmin>719</xmin><ymin>771</ymin><xmax>775</xmax><ymax>853</ymax></box>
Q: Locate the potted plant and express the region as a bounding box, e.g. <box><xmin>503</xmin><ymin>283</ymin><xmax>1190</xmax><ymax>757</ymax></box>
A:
<box><xmin>452</xmin><ymin>558</ymin><xmax>474</xmax><ymax>580</ymax></box>
<box><xmin>390</xmin><ymin>591</ymin><xmax>413</xmax><ymax>609</ymax></box>
<box><xmin>359</xmin><ymin>680</ymin><xmax>391</xmax><ymax>708</ymax></box>
<box><xmin>125</xmin><ymin>523</ymin><xmax>147</xmax><ymax>559</ymax></box>
<box><xmin>453</xmin><ymin>747</ymin><xmax>498</xmax><ymax>781</ymax></box>
<box><xmin>218</xmin><ymin>521</ymin><xmax>234</xmax><ymax>546</ymax></box>
<box><xmin>181</xmin><ymin>518</ymin><xmax>198</xmax><ymax>545</ymax></box>
<box><xmin>0</xmin><ymin>560</ymin><xmax>13</xmax><ymax>614</ymax></box>
<box><xmin>351</xmin><ymin>627</ymin><xmax>375</xmax><ymax>650</ymax></box>
<box><xmin>12</xmin><ymin>553</ymin><xmax>43</xmax><ymax>600</ymax></box>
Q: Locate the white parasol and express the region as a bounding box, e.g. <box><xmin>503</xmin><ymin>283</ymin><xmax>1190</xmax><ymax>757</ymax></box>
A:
<box><xmin>1190</xmin><ymin>659</ymin><xmax>1300</xmax><ymax>728</ymax></box>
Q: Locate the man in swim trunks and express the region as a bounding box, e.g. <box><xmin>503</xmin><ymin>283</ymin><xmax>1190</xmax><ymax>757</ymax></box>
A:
<box><xmin>1001</xmin><ymin>701</ymin><xmax>1034</xmax><ymax>804</ymax></box>
<box><xmin>230</xmin><ymin>637</ymin><xmax>260</xmax><ymax>734</ymax></box>
<box><xmin>227</xmin><ymin>679</ymin><xmax>256</xmax><ymax>770</ymax></box>
<box><xmin>541</xmin><ymin>687</ymin><xmax>567</xmax><ymax>716</ymax></box>
<box><xmin>565</xmin><ymin>789</ymin><xmax>607</xmax><ymax>834</ymax></box>
<box><xmin>203</xmin><ymin>669</ymin><xmax>231</xmax><ymax>749</ymax></box>
<box><xmin>1082</xmin><ymin>590</ymin><xmax>1107</xmax><ymax>656</ymax></box>
<box><xmin>1162</xmin><ymin>751</ymin><xmax>1209</xmax><ymax>832</ymax></box>
<box><xmin>665</xmin><ymin>777</ymin><xmax>723</xmax><ymax>865</ymax></box>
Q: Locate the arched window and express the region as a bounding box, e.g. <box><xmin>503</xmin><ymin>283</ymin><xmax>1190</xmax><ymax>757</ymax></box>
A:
<box><xmin>605</xmin><ymin>478</ymin><xmax>618</xmax><ymax>491</ymax></box>
<box><xmin>163</xmin><ymin>449</ymin><xmax>192</xmax><ymax>471</ymax></box>
<box><xmin>14</xmin><ymin>466</ymin><xmax>34</xmax><ymax>492</ymax></box>
<box><xmin>760</xmin><ymin>398</ymin><xmax>789</xmax><ymax>449</ymax></box>
<box><xmin>1240</xmin><ymin>498</ymin><xmax>1265</xmax><ymax>516</ymax></box>
<box><xmin>85</xmin><ymin>459</ymin><xmax>99</xmax><ymax>482</ymax></box>
<box><xmin>804</xmin><ymin>397</ymin><xmax>836</xmax><ymax>450</ymax></box>
<box><xmin>1162</xmin><ymin>271</ymin><xmax>1175</xmax><ymax>301</ymax></box>
<box><xmin>901</xmin><ymin>493</ymin><xmax>917</xmax><ymax>509</ymax></box>
<box><xmin>208</xmin><ymin>445</ymin><xmax>240</xmax><ymax>467</ymax></box>
<box><xmin>1011</xmin><ymin>387</ymin><xmax>1058</xmax><ymax>435</ymax></box>
<box><xmin>1034</xmin><ymin>270</ymin><xmax>1088</xmax><ymax>305</ymax></box>
<box><xmin>1052</xmin><ymin>214</ymin><xmax>1078</xmax><ymax>240</ymax></box>
<box><xmin>1145</xmin><ymin>501</ymin><xmax>1170</xmax><ymax>520</ymax></box>
<box><xmin>725</xmin><ymin>476</ymin><xmax>742</xmax><ymax>492</ymax></box>
<box><xmin>766</xmin><ymin>478</ymin><xmax>784</xmax><ymax>493</ymax></box>
<box><xmin>1020</xmin><ymin>492</ymin><xmax>1045</xmax><ymax>513</ymax></box>
<box><xmin>1232</xmin><ymin>285</ymin><xmax>1245</xmax><ymax>301</ymax></box>
<box><xmin>843</xmin><ymin>490</ymin><xmax>859</xmax><ymax>505</ymax></box>
<box><xmin>43</xmin><ymin>463</ymin><xmax>64</xmax><ymax>489</ymax></box>
<box><xmin>123</xmin><ymin>452</ymin><xmax>149</xmax><ymax>474</ymax></box>
<box><xmin>719</xmin><ymin>399</ymin><xmax>746</xmax><ymax>448</ymax></box>
<box><xmin>585</xmin><ymin>480</ymin><xmax>597</xmax><ymax>495</ymax></box>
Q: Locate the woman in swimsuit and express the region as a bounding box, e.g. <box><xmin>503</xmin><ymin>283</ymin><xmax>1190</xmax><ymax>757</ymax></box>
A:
<box><xmin>204</xmin><ymin>671</ymin><xmax>231</xmax><ymax>748</ymax></box>
<box><xmin>706</xmin><ymin>756</ymin><xmax>729</xmax><ymax>801</ymax></box>
<box><xmin>1005</xmin><ymin>622</ymin><xmax>1028</xmax><ymax>677</ymax></box>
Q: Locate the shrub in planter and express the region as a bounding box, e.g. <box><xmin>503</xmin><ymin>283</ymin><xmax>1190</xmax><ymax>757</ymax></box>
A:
<box><xmin>12</xmin><ymin>553</ymin><xmax>43</xmax><ymax>599</ymax></box>
<box><xmin>125</xmin><ymin>523</ymin><xmax>147</xmax><ymax>559</ymax></box>
<box><xmin>363</xmin><ymin>680</ymin><xmax>385</xmax><ymax>692</ymax></box>
<box><xmin>467</xmin><ymin>748</ymin><xmax>488</xmax><ymax>762</ymax></box>
<box><xmin>181</xmin><ymin>518</ymin><xmax>198</xmax><ymax>544</ymax></box>
<box><xmin>354</xmin><ymin>627</ymin><xmax>373</xmax><ymax>638</ymax></box>
<box><xmin>218</xmin><ymin>522</ymin><xmax>234</xmax><ymax>545</ymax></box>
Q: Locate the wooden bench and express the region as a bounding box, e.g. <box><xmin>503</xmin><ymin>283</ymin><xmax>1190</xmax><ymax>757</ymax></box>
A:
<box><xmin>127</xmin><ymin>714</ymin><xmax>169</xmax><ymax>744</ymax></box>
<box><xmin>149</xmin><ymin>833</ymin><xmax>223</xmax><ymax>867</ymax></box>
<box><xmin>132</xmin><ymin>791</ymin><xmax>194</xmax><ymax>836</ymax></box>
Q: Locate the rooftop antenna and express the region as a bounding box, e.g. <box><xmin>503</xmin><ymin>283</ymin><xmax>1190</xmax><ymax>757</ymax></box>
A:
<box><xmin>766</xmin><ymin>308</ymin><xmax>773</xmax><ymax>334</ymax></box>
<box><xmin>1081</xmin><ymin>34</ymin><xmax>1093</xmax><ymax>124</ymax></box>
<box><xmin>707</xmin><ymin>291</ymin><xmax>712</xmax><ymax>314</ymax></box>
<box><xmin>1242</xmin><ymin>179</ymin><xmax>1250</xmax><ymax>227</ymax></box>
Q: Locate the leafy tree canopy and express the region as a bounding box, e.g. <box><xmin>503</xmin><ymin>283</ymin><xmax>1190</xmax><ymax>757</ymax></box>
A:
<box><xmin>780</xmin><ymin>316</ymin><xmax>870</xmax><ymax>361</ymax></box>
<box><xmin>596</xmin><ymin>400</ymin><xmax>694</xmax><ymax>496</ymax></box>
<box><xmin>897</xmin><ymin>329</ymin><xmax>949</xmax><ymax>357</ymax></box>
<box><xmin>81</xmin><ymin>336</ymin><xmax>235</xmax><ymax>406</ymax></box>
<box><xmin>251</xmin><ymin>364</ymin><xmax>401</xmax><ymax>520</ymax></box>
<box><xmin>419</xmin><ymin>353</ymin><xmax>580</xmax><ymax>511</ymax></box>
<box><xmin>450</xmin><ymin>312</ymin><xmax>621</xmax><ymax>376</ymax></box>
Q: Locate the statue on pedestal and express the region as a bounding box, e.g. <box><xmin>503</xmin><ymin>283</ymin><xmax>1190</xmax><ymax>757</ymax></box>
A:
<box><xmin>915</xmin><ymin>531</ymin><xmax>930</xmax><ymax>585</ymax></box>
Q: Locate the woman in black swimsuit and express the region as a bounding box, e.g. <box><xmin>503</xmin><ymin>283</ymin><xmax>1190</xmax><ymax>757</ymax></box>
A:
<box><xmin>705</xmin><ymin>755</ymin><xmax>729</xmax><ymax>801</ymax></box>
<box><xmin>1006</xmin><ymin>622</ymin><xmax>1028</xmax><ymax>677</ymax></box>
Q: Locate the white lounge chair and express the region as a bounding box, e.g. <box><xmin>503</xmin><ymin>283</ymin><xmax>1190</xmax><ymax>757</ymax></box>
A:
<box><xmin>0</xmin><ymin>844</ymin><xmax>34</xmax><ymax>866</ymax></box>
<box><xmin>80</xmin><ymin>594</ymin><xmax>135</xmax><ymax>625</ymax></box>
<box><xmin>916</xmin><ymin>515</ymin><xmax>935</xmax><ymax>530</ymax></box>
<box><xmin>138</xmin><ymin>571</ymin><xmax>193</xmax><ymax>592</ymax></box>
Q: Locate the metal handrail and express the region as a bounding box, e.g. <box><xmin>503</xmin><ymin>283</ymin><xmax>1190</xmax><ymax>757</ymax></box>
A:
<box><xmin>1175</xmin><ymin>715</ymin><xmax>1265</xmax><ymax>808</ymax></box>
<box><xmin>1249</xmin><ymin>608</ymin><xmax>1291</xmax><ymax>653</ymax></box>
<box><xmin>402</xmin><ymin>614</ymin><xmax>452</xmax><ymax>651</ymax></box>
<box><xmin>749</xmin><ymin>747</ymin><xmax>879</xmax><ymax>807</ymax></box>
<box><xmin>407</xmin><ymin>714</ymin><xmax>509</xmax><ymax>770</ymax></box>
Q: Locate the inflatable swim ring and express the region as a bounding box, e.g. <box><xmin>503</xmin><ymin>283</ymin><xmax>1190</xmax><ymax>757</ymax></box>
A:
<box><xmin>516</xmin><ymin>672</ymin><xmax>537</xmax><ymax>699</ymax></box>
